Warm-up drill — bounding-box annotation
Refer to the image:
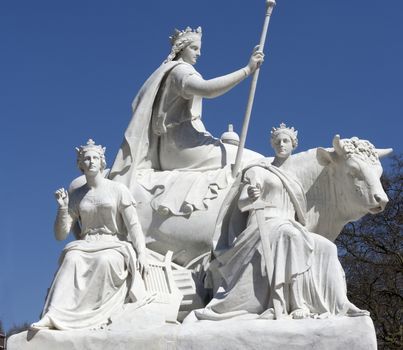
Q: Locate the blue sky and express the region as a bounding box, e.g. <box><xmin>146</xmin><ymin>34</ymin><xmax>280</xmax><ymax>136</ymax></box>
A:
<box><xmin>0</xmin><ymin>0</ymin><xmax>402</xmax><ymax>330</ymax></box>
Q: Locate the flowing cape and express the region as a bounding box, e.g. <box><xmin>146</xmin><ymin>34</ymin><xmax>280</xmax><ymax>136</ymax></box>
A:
<box><xmin>109</xmin><ymin>61</ymin><xmax>181</xmax><ymax>185</ymax></box>
<box><xmin>108</xmin><ymin>61</ymin><xmax>234</xmax><ymax>216</ymax></box>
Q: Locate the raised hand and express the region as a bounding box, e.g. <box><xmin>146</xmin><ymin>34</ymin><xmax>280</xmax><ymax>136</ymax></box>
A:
<box><xmin>54</xmin><ymin>188</ymin><xmax>69</xmax><ymax>208</ymax></box>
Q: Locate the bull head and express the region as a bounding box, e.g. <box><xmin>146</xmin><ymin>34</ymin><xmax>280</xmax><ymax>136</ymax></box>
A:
<box><xmin>317</xmin><ymin>135</ymin><xmax>392</xmax><ymax>218</ymax></box>
<box><xmin>318</xmin><ymin>134</ymin><xmax>393</xmax><ymax>165</ymax></box>
<box><xmin>316</xmin><ymin>134</ymin><xmax>347</xmax><ymax>165</ymax></box>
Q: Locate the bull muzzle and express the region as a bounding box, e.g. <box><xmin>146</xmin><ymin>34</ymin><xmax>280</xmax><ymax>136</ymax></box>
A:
<box><xmin>369</xmin><ymin>193</ymin><xmax>389</xmax><ymax>213</ymax></box>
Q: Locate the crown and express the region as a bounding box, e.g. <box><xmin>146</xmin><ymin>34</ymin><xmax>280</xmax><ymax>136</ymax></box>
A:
<box><xmin>169</xmin><ymin>26</ymin><xmax>202</xmax><ymax>46</ymax></box>
<box><xmin>165</xmin><ymin>26</ymin><xmax>202</xmax><ymax>63</ymax></box>
<box><xmin>271</xmin><ymin>123</ymin><xmax>298</xmax><ymax>140</ymax></box>
<box><xmin>75</xmin><ymin>139</ymin><xmax>106</xmax><ymax>157</ymax></box>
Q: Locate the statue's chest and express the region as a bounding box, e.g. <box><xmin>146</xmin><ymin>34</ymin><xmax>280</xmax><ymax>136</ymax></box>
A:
<box><xmin>260</xmin><ymin>173</ymin><xmax>284</xmax><ymax>199</ymax></box>
<box><xmin>78</xmin><ymin>190</ymin><xmax>115</xmax><ymax>215</ymax></box>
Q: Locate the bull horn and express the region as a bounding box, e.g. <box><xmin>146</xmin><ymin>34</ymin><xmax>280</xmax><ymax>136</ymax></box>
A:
<box><xmin>376</xmin><ymin>148</ymin><xmax>393</xmax><ymax>158</ymax></box>
<box><xmin>332</xmin><ymin>134</ymin><xmax>344</xmax><ymax>155</ymax></box>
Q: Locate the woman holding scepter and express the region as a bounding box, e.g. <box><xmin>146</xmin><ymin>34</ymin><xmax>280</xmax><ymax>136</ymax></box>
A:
<box><xmin>110</xmin><ymin>27</ymin><xmax>264</xmax><ymax>181</ymax></box>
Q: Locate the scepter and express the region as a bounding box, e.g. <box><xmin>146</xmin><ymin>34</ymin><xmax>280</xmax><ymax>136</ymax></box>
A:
<box><xmin>232</xmin><ymin>0</ymin><xmax>276</xmax><ymax>178</ymax></box>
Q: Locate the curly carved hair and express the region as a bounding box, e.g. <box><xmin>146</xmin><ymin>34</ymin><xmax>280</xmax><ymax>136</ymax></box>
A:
<box><xmin>164</xmin><ymin>27</ymin><xmax>202</xmax><ymax>63</ymax></box>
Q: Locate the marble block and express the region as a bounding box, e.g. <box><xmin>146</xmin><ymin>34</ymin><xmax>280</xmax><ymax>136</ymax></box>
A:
<box><xmin>8</xmin><ymin>316</ymin><xmax>376</xmax><ymax>350</ymax></box>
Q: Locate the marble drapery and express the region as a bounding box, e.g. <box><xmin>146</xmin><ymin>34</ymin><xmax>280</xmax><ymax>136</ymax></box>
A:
<box><xmin>40</xmin><ymin>180</ymin><xmax>148</xmax><ymax>330</ymax></box>
<box><xmin>195</xmin><ymin>162</ymin><xmax>356</xmax><ymax>320</ymax></box>
<box><xmin>110</xmin><ymin>61</ymin><xmax>261</xmax><ymax>215</ymax></box>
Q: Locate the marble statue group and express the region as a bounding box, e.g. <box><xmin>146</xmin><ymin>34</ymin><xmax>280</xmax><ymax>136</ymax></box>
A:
<box><xmin>15</xmin><ymin>2</ymin><xmax>392</xmax><ymax>349</ymax></box>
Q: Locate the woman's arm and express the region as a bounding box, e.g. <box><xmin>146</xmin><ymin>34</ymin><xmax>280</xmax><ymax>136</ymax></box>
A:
<box><xmin>121</xmin><ymin>205</ymin><xmax>149</xmax><ymax>276</ymax></box>
<box><xmin>53</xmin><ymin>188</ymin><xmax>77</xmax><ymax>241</ymax></box>
<box><xmin>183</xmin><ymin>49</ymin><xmax>264</xmax><ymax>99</ymax></box>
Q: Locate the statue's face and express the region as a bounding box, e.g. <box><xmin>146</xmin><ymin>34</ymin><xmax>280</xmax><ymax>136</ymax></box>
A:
<box><xmin>179</xmin><ymin>38</ymin><xmax>201</xmax><ymax>65</ymax></box>
<box><xmin>81</xmin><ymin>150</ymin><xmax>102</xmax><ymax>175</ymax></box>
<box><xmin>272</xmin><ymin>133</ymin><xmax>293</xmax><ymax>158</ymax></box>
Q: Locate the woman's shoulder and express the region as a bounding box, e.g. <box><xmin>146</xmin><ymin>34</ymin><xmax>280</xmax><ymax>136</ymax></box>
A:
<box><xmin>244</xmin><ymin>159</ymin><xmax>272</xmax><ymax>176</ymax></box>
<box><xmin>104</xmin><ymin>179</ymin><xmax>135</xmax><ymax>200</ymax></box>
<box><xmin>104</xmin><ymin>180</ymin><xmax>137</xmax><ymax>208</ymax></box>
<box><xmin>170</xmin><ymin>62</ymin><xmax>200</xmax><ymax>78</ymax></box>
<box><xmin>103</xmin><ymin>179</ymin><xmax>129</xmax><ymax>192</ymax></box>
<box><xmin>243</xmin><ymin>162</ymin><xmax>280</xmax><ymax>185</ymax></box>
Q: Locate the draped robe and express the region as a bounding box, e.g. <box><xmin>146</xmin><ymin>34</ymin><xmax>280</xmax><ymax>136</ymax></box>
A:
<box><xmin>41</xmin><ymin>180</ymin><xmax>148</xmax><ymax>330</ymax></box>
<box><xmin>194</xmin><ymin>161</ymin><xmax>353</xmax><ymax>320</ymax></box>
<box><xmin>109</xmin><ymin>61</ymin><xmax>261</xmax><ymax>216</ymax></box>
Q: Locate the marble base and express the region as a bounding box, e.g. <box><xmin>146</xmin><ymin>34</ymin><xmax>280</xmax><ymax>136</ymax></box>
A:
<box><xmin>8</xmin><ymin>316</ymin><xmax>376</xmax><ymax>350</ymax></box>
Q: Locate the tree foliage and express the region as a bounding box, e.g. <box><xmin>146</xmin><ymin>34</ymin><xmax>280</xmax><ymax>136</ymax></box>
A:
<box><xmin>6</xmin><ymin>322</ymin><xmax>30</xmax><ymax>338</ymax></box>
<box><xmin>0</xmin><ymin>321</ymin><xmax>5</xmax><ymax>350</ymax></box>
<box><xmin>337</xmin><ymin>154</ymin><xmax>402</xmax><ymax>350</ymax></box>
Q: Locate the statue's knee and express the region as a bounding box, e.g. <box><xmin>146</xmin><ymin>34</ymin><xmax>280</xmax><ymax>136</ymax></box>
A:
<box><xmin>95</xmin><ymin>250</ymin><xmax>124</xmax><ymax>269</ymax></box>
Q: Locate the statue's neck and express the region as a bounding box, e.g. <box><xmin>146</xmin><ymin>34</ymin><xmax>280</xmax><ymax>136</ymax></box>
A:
<box><xmin>271</xmin><ymin>156</ymin><xmax>291</xmax><ymax>168</ymax></box>
<box><xmin>85</xmin><ymin>173</ymin><xmax>104</xmax><ymax>188</ymax></box>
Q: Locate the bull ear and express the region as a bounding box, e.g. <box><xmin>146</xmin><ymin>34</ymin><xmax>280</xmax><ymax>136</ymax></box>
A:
<box><xmin>332</xmin><ymin>134</ymin><xmax>344</xmax><ymax>155</ymax></box>
<box><xmin>376</xmin><ymin>148</ymin><xmax>393</xmax><ymax>159</ymax></box>
<box><xmin>317</xmin><ymin>147</ymin><xmax>337</xmax><ymax>166</ymax></box>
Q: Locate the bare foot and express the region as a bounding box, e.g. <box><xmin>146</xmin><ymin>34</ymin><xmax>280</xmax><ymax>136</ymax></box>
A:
<box><xmin>30</xmin><ymin>315</ymin><xmax>53</xmax><ymax>330</ymax></box>
<box><xmin>291</xmin><ymin>308</ymin><xmax>311</xmax><ymax>319</ymax></box>
<box><xmin>259</xmin><ymin>308</ymin><xmax>275</xmax><ymax>320</ymax></box>
<box><xmin>344</xmin><ymin>302</ymin><xmax>370</xmax><ymax>317</ymax></box>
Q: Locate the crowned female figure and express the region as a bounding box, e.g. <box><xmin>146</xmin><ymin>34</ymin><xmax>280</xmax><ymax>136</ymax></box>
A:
<box><xmin>193</xmin><ymin>124</ymin><xmax>368</xmax><ymax>320</ymax></box>
<box><xmin>110</xmin><ymin>27</ymin><xmax>264</xmax><ymax>186</ymax></box>
<box><xmin>31</xmin><ymin>140</ymin><xmax>149</xmax><ymax>330</ymax></box>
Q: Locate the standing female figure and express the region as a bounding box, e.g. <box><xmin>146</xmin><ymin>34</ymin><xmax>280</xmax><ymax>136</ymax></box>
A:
<box><xmin>31</xmin><ymin>140</ymin><xmax>149</xmax><ymax>330</ymax></box>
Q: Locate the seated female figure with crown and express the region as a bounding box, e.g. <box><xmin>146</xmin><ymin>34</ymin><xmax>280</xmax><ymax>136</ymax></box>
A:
<box><xmin>31</xmin><ymin>140</ymin><xmax>150</xmax><ymax>330</ymax></box>
<box><xmin>193</xmin><ymin>124</ymin><xmax>368</xmax><ymax>321</ymax></box>
<box><xmin>110</xmin><ymin>26</ymin><xmax>264</xmax><ymax>177</ymax></box>
<box><xmin>108</xmin><ymin>27</ymin><xmax>265</xmax><ymax>218</ymax></box>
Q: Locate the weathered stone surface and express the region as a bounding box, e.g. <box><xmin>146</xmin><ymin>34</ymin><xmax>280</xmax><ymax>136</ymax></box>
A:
<box><xmin>8</xmin><ymin>316</ymin><xmax>376</xmax><ymax>350</ymax></box>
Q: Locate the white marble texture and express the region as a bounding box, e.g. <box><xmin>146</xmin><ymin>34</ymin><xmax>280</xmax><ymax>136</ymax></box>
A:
<box><xmin>30</xmin><ymin>140</ymin><xmax>150</xmax><ymax>331</ymax></box>
<box><xmin>14</xmin><ymin>22</ymin><xmax>392</xmax><ymax>348</ymax></box>
<box><xmin>196</xmin><ymin>128</ymin><xmax>373</xmax><ymax>321</ymax></box>
<box><xmin>8</xmin><ymin>316</ymin><xmax>376</xmax><ymax>350</ymax></box>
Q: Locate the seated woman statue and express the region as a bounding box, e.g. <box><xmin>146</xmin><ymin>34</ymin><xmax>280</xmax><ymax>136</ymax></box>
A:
<box><xmin>31</xmin><ymin>139</ymin><xmax>150</xmax><ymax>330</ymax></box>
<box><xmin>110</xmin><ymin>26</ymin><xmax>264</xmax><ymax>183</ymax></box>
<box><xmin>193</xmin><ymin>124</ymin><xmax>368</xmax><ymax>320</ymax></box>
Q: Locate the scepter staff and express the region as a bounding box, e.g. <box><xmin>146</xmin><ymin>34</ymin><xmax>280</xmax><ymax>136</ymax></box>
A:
<box><xmin>232</xmin><ymin>0</ymin><xmax>276</xmax><ymax>178</ymax></box>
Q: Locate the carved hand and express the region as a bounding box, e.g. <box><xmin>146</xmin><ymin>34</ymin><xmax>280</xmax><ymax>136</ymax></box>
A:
<box><xmin>247</xmin><ymin>185</ymin><xmax>261</xmax><ymax>201</ymax></box>
<box><xmin>246</xmin><ymin>46</ymin><xmax>265</xmax><ymax>75</ymax></box>
<box><xmin>137</xmin><ymin>252</ymin><xmax>150</xmax><ymax>278</ymax></box>
<box><xmin>54</xmin><ymin>188</ymin><xmax>69</xmax><ymax>208</ymax></box>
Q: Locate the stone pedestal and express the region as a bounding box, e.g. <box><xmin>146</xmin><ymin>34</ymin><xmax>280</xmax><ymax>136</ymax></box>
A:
<box><xmin>8</xmin><ymin>316</ymin><xmax>376</xmax><ymax>350</ymax></box>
